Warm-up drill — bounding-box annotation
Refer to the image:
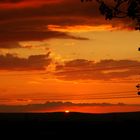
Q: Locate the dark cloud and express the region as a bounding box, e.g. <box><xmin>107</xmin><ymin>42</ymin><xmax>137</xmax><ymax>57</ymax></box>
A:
<box><xmin>0</xmin><ymin>0</ymin><xmax>130</xmax><ymax>29</ymax></box>
<box><xmin>0</xmin><ymin>1</ymin><xmax>102</xmax><ymax>22</ymax></box>
<box><xmin>55</xmin><ymin>59</ymin><xmax>140</xmax><ymax>80</ymax></box>
<box><xmin>0</xmin><ymin>101</ymin><xmax>128</xmax><ymax>112</ymax></box>
<box><xmin>0</xmin><ymin>0</ymin><xmax>133</xmax><ymax>44</ymax></box>
<box><xmin>0</xmin><ymin>0</ymin><xmax>92</xmax><ymax>43</ymax></box>
<box><xmin>0</xmin><ymin>42</ymin><xmax>22</xmax><ymax>48</ymax></box>
<box><xmin>0</xmin><ymin>0</ymin><xmax>22</xmax><ymax>3</ymax></box>
<box><xmin>0</xmin><ymin>24</ymin><xmax>88</xmax><ymax>42</ymax></box>
<box><xmin>0</xmin><ymin>52</ymin><xmax>51</xmax><ymax>70</ymax></box>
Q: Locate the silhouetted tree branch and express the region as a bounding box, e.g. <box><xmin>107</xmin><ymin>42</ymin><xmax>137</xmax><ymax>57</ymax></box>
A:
<box><xmin>81</xmin><ymin>0</ymin><xmax>140</xmax><ymax>30</ymax></box>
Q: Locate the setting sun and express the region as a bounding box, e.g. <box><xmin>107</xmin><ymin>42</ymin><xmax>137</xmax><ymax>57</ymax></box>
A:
<box><xmin>65</xmin><ymin>110</ymin><xmax>70</xmax><ymax>113</ymax></box>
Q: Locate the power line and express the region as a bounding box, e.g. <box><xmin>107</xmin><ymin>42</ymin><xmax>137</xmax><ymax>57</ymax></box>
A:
<box><xmin>0</xmin><ymin>93</ymin><xmax>139</xmax><ymax>101</ymax></box>
<box><xmin>32</xmin><ymin>95</ymin><xmax>139</xmax><ymax>100</ymax></box>
<box><xmin>16</xmin><ymin>95</ymin><xmax>139</xmax><ymax>101</ymax></box>
<box><xmin>71</xmin><ymin>90</ymin><xmax>136</xmax><ymax>96</ymax></box>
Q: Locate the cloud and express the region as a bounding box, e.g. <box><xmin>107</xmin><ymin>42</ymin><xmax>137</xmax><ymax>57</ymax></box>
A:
<box><xmin>55</xmin><ymin>59</ymin><xmax>140</xmax><ymax>80</ymax></box>
<box><xmin>0</xmin><ymin>101</ymin><xmax>129</xmax><ymax>112</ymax></box>
<box><xmin>0</xmin><ymin>52</ymin><xmax>52</xmax><ymax>71</ymax></box>
<box><xmin>0</xmin><ymin>0</ymin><xmax>22</xmax><ymax>3</ymax></box>
<box><xmin>0</xmin><ymin>25</ymin><xmax>88</xmax><ymax>42</ymax></box>
<box><xmin>0</xmin><ymin>0</ymin><xmax>135</xmax><ymax>44</ymax></box>
<box><xmin>0</xmin><ymin>42</ymin><xmax>22</xmax><ymax>49</ymax></box>
<box><xmin>0</xmin><ymin>0</ymin><xmax>92</xmax><ymax>43</ymax></box>
<box><xmin>0</xmin><ymin>0</ymin><xmax>102</xmax><ymax>23</ymax></box>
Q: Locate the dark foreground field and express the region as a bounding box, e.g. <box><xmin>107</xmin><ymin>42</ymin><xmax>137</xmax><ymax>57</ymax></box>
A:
<box><xmin>0</xmin><ymin>112</ymin><xmax>140</xmax><ymax>138</ymax></box>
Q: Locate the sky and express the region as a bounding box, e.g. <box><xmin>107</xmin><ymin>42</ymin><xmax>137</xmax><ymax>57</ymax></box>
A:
<box><xmin>0</xmin><ymin>0</ymin><xmax>140</xmax><ymax>113</ymax></box>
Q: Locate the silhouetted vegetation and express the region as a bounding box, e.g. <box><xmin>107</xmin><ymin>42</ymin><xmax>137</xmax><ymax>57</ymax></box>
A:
<box><xmin>81</xmin><ymin>0</ymin><xmax>140</xmax><ymax>30</ymax></box>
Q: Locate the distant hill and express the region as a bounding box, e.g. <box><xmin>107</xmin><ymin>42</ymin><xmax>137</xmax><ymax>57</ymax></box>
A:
<box><xmin>0</xmin><ymin>112</ymin><xmax>140</xmax><ymax>138</ymax></box>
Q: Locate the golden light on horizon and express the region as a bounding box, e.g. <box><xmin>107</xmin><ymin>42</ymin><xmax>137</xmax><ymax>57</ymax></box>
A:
<box><xmin>65</xmin><ymin>110</ymin><xmax>70</xmax><ymax>113</ymax></box>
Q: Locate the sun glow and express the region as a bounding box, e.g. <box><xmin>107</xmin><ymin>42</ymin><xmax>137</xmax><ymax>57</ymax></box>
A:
<box><xmin>65</xmin><ymin>110</ymin><xmax>70</xmax><ymax>113</ymax></box>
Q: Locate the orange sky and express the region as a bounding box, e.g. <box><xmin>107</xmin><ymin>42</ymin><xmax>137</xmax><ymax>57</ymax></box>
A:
<box><xmin>0</xmin><ymin>0</ymin><xmax>140</xmax><ymax>113</ymax></box>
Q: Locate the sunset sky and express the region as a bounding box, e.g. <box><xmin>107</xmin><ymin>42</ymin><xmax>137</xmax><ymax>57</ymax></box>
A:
<box><xmin>0</xmin><ymin>0</ymin><xmax>140</xmax><ymax>113</ymax></box>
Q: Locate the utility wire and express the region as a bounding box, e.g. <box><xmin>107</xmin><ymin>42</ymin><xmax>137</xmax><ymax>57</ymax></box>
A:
<box><xmin>0</xmin><ymin>91</ymin><xmax>139</xmax><ymax>101</ymax></box>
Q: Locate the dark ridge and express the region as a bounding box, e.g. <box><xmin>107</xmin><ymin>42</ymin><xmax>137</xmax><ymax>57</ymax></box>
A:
<box><xmin>0</xmin><ymin>112</ymin><xmax>140</xmax><ymax>138</ymax></box>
